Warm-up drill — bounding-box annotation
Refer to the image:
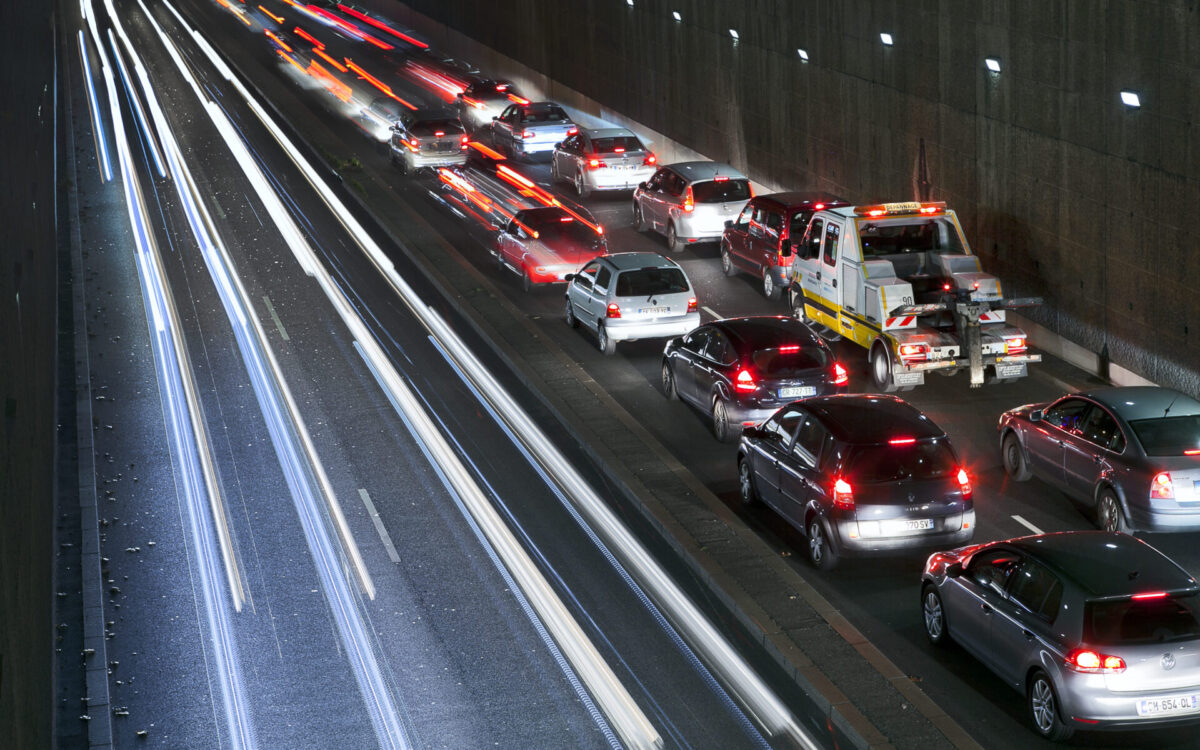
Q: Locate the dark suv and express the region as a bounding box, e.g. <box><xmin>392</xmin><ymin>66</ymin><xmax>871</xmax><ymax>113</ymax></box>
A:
<box><xmin>737</xmin><ymin>394</ymin><xmax>975</xmax><ymax>570</ymax></box>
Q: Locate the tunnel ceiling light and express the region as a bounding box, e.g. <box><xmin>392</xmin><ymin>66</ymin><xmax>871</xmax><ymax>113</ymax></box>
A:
<box><xmin>985</xmin><ymin>57</ymin><xmax>1001</xmax><ymax>73</ymax></box>
<box><xmin>880</xmin><ymin>32</ymin><xmax>894</xmax><ymax>46</ymax></box>
<box><xmin>626</xmin><ymin>0</ymin><xmax>634</xmax><ymax>6</ymax></box>
<box><xmin>729</xmin><ymin>28</ymin><xmax>739</xmax><ymax>40</ymax></box>
<box><xmin>1120</xmin><ymin>90</ymin><xmax>1141</xmax><ymax>108</ymax></box>
<box><xmin>797</xmin><ymin>48</ymin><xmax>809</xmax><ymax>61</ymax></box>
<box><xmin>672</xmin><ymin>10</ymin><xmax>681</xmax><ymax>22</ymax></box>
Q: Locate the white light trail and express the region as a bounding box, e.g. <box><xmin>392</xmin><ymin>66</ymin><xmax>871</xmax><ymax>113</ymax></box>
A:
<box><xmin>106</xmin><ymin>29</ymin><xmax>166</xmax><ymax>178</ymax></box>
<box><xmin>76</xmin><ymin>31</ymin><xmax>113</xmax><ymax>181</ymax></box>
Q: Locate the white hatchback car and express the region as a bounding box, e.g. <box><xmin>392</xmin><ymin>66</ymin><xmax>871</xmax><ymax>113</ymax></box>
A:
<box><xmin>564</xmin><ymin>252</ymin><xmax>699</xmax><ymax>355</ymax></box>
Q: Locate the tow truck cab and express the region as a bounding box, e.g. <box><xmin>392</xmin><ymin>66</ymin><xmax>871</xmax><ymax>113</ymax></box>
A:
<box><xmin>785</xmin><ymin>201</ymin><xmax>1041</xmax><ymax>391</ymax></box>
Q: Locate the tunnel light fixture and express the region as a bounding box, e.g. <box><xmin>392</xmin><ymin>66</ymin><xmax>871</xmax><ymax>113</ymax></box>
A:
<box><xmin>626</xmin><ymin>0</ymin><xmax>633</xmax><ymax>6</ymax></box>
<box><xmin>880</xmin><ymin>32</ymin><xmax>894</xmax><ymax>46</ymax></box>
<box><xmin>729</xmin><ymin>28</ymin><xmax>739</xmax><ymax>40</ymax></box>
<box><xmin>985</xmin><ymin>57</ymin><xmax>1001</xmax><ymax>73</ymax></box>
<box><xmin>672</xmin><ymin>10</ymin><xmax>681</xmax><ymax>22</ymax></box>
<box><xmin>797</xmin><ymin>48</ymin><xmax>809</xmax><ymax>62</ymax></box>
<box><xmin>1120</xmin><ymin>90</ymin><xmax>1141</xmax><ymax>108</ymax></box>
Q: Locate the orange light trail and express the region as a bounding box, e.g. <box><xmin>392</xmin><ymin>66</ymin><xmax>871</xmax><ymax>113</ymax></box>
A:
<box><xmin>493</xmin><ymin>165</ymin><xmax>603</xmax><ymax>233</ymax></box>
<box><xmin>344</xmin><ymin>59</ymin><xmax>418</xmax><ymax>110</ymax></box>
<box><xmin>307</xmin><ymin>60</ymin><xmax>351</xmax><ymax>102</ymax></box>
<box><xmin>259</xmin><ymin>5</ymin><xmax>284</xmax><ymax>23</ymax></box>
<box><xmin>336</xmin><ymin>5</ymin><xmax>430</xmax><ymax>48</ymax></box>
<box><xmin>312</xmin><ymin>47</ymin><xmax>346</xmax><ymax>72</ymax></box>
<box><xmin>265</xmin><ymin>30</ymin><xmax>292</xmax><ymax>52</ymax></box>
<box><xmin>466</xmin><ymin>141</ymin><xmax>505</xmax><ymax>161</ymax></box>
<box><xmin>293</xmin><ymin>26</ymin><xmax>323</xmax><ymax>47</ymax></box>
<box><xmin>275</xmin><ymin>48</ymin><xmax>306</xmax><ymax>74</ymax></box>
<box><xmin>403</xmin><ymin>61</ymin><xmax>467</xmax><ymax>101</ymax></box>
<box><xmin>305</xmin><ymin>5</ymin><xmax>394</xmax><ymax>49</ymax></box>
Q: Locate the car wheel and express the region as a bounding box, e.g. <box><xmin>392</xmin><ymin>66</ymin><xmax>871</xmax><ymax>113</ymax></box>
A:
<box><xmin>720</xmin><ymin>244</ymin><xmax>737</xmax><ymax>277</ymax></box>
<box><xmin>790</xmin><ymin>288</ymin><xmax>809</xmax><ymax>324</ymax></box>
<box><xmin>661</xmin><ymin>361</ymin><xmax>678</xmax><ymax>400</ymax></box>
<box><xmin>922</xmin><ymin>585</ymin><xmax>949</xmax><ymax>646</ymax></box>
<box><xmin>807</xmin><ymin>517</ymin><xmax>839</xmax><ymax>571</ymax></box>
<box><xmin>762</xmin><ymin>268</ymin><xmax>782</xmax><ymax>301</ymax></box>
<box><xmin>396</xmin><ymin>154</ymin><xmax>408</xmax><ymax>175</ymax></box>
<box><xmin>522</xmin><ymin>267</ymin><xmax>534</xmax><ymax>292</ymax></box>
<box><xmin>633</xmin><ymin>203</ymin><xmax>648</xmax><ymax>232</ymax></box>
<box><xmin>575</xmin><ymin>171</ymin><xmax>591</xmax><ymax>199</ymax></box>
<box><xmin>1097</xmin><ymin>489</ymin><xmax>1129</xmax><ymax>534</ymax></box>
<box><xmin>1002</xmin><ymin>432</ymin><xmax>1033</xmax><ymax>482</ymax></box>
<box><xmin>564</xmin><ymin>297</ymin><xmax>579</xmax><ymax>329</ymax></box>
<box><xmin>1028</xmin><ymin>671</ymin><xmax>1074</xmax><ymax>742</ymax></box>
<box><xmin>666</xmin><ymin>222</ymin><xmax>685</xmax><ymax>253</ymax></box>
<box><xmin>711</xmin><ymin>397</ymin><xmax>736</xmax><ymax>443</ymax></box>
<box><xmin>737</xmin><ymin>458</ymin><xmax>761</xmax><ymax>508</ymax></box>
<box><xmin>597</xmin><ymin>323</ymin><xmax>616</xmax><ymax>355</ymax></box>
<box><xmin>871</xmin><ymin>344</ymin><xmax>899</xmax><ymax>393</ymax></box>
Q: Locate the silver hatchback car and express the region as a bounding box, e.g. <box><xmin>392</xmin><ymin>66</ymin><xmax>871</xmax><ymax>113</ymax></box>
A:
<box><xmin>564</xmin><ymin>252</ymin><xmax>699</xmax><ymax>355</ymax></box>
<box><xmin>632</xmin><ymin>162</ymin><xmax>752</xmax><ymax>253</ymax></box>
<box><xmin>551</xmin><ymin>127</ymin><xmax>657</xmax><ymax>198</ymax></box>
<box><xmin>922</xmin><ymin>531</ymin><xmax>1200</xmax><ymax>742</ymax></box>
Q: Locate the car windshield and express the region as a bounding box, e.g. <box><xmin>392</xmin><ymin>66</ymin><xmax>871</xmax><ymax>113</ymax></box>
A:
<box><xmin>1085</xmin><ymin>594</ymin><xmax>1200</xmax><ymax>645</ymax></box>
<box><xmin>615</xmin><ymin>268</ymin><xmax>689</xmax><ymax>296</ymax></box>
<box><xmin>751</xmin><ymin>347</ymin><xmax>829</xmax><ymax>379</ymax></box>
<box><xmin>1128</xmin><ymin>416</ymin><xmax>1200</xmax><ymax>456</ymax></box>
<box><xmin>843</xmin><ymin>440</ymin><xmax>957</xmax><ymax>483</ymax></box>
<box><xmin>523</xmin><ymin>104</ymin><xmax>569</xmax><ymax>122</ymax></box>
<box><xmin>528</xmin><ymin>221</ymin><xmax>603</xmax><ymax>247</ymax></box>
<box><xmin>858</xmin><ymin>218</ymin><xmax>966</xmax><ymax>259</ymax></box>
<box><xmin>691</xmin><ymin>179</ymin><xmax>751</xmax><ymax>203</ymax></box>
<box><xmin>410</xmin><ymin>119</ymin><xmax>463</xmax><ymax>137</ymax></box>
<box><xmin>592</xmin><ymin>136</ymin><xmax>642</xmax><ymax>154</ymax></box>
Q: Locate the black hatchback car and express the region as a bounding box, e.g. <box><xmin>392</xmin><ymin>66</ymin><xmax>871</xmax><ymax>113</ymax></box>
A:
<box><xmin>661</xmin><ymin>316</ymin><xmax>848</xmax><ymax>442</ymax></box>
<box><xmin>737</xmin><ymin>394</ymin><xmax>975</xmax><ymax>570</ymax></box>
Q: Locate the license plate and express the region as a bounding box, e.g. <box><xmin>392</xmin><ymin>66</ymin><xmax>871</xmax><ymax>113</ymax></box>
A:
<box><xmin>894</xmin><ymin>371</ymin><xmax>923</xmax><ymax>386</ymax></box>
<box><xmin>995</xmin><ymin>363</ymin><xmax>1027</xmax><ymax>378</ymax></box>
<box><xmin>1137</xmin><ymin>694</ymin><xmax>1200</xmax><ymax>716</ymax></box>
<box><xmin>778</xmin><ymin>386</ymin><xmax>816</xmax><ymax>398</ymax></box>
<box><xmin>901</xmin><ymin>519</ymin><xmax>934</xmax><ymax>531</ymax></box>
<box><xmin>638</xmin><ymin>307</ymin><xmax>670</xmax><ymax>315</ymax></box>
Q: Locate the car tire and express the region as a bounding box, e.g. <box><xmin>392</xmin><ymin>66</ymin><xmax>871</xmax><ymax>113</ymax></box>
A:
<box><xmin>666</xmin><ymin>222</ymin><xmax>685</xmax><ymax>254</ymax></box>
<box><xmin>1002</xmin><ymin>432</ymin><xmax>1033</xmax><ymax>482</ymax></box>
<box><xmin>737</xmin><ymin>458</ymin><xmax>762</xmax><ymax>509</ymax></box>
<box><xmin>661</xmin><ymin>361</ymin><xmax>679</xmax><ymax>400</ymax></box>
<box><xmin>720</xmin><ymin>244</ymin><xmax>737</xmax><ymax>277</ymax></box>
<box><xmin>871</xmin><ymin>344</ymin><xmax>900</xmax><ymax>394</ymax></box>
<box><xmin>396</xmin><ymin>154</ymin><xmax>408</xmax><ymax>175</ymax></box>
<box><xmin>763</xmin><ymin>268</ymin><xmax>782</xmax><ymax>301</ymax></box>
<box><xmin>597</xmin><ymin>323</ymin><xmax>616</xmax><ymax>355</ymax></box>
<box><xmin>522</xmin><ymin>267</ymin><xmax>534</xmax><ymax>292</ymax></box>
<box><xmin>711</xmin><ymin>397</ymin><xmax>736</xmax><ymax>443</ymax></box>
<box><xmin>790</xmin><ymin>288</ymin><xmax>810</xmax><ymax>324</ymax></box>
<box><xmin>575</xmin><ymin>171</ymin><xmax>591</xmax><ymax>199</ymax></box>
<box><xmin>1028</xmin><ymin>671</ymin><xmax>1074</xmax><ymax>742</ymax></box>
<box><xmin>1097</xmin><ymin>488</ymin><xmax>1129</xmax><ymax>534</ymax></box>
<box><xmin>922</xmin><ymin>585</ymin><xmax>949</xmax><ymax>646</ymax></box>
<box><xmin>807</xmin><ymin>517</ymin><xmax>840</xmax><ymax>571</ymax></box>
<box><xmin>633</xmin><ymin>203</ymin><xmax>649</xmax><ymax>233</ymax></box>
<box><xmin>564</xmin><ymin>297</ymin><xmax>579</xmax><ymax>329</ymax></box>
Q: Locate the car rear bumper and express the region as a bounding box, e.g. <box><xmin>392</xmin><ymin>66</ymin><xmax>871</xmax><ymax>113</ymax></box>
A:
<box><xmin>586</xmin><ymin>167</ymin><xmax>656</xmax><ymax>191</ymax></box>
<box><xmin>1058</xmin><ymin>673</ymin><xmax>1200</xmax><ymax>728</ymax></box>
<box><xmin>406</xmin><ymin>151</ymin><xmax>469</xmax><ymax>169</ymax></box>
<box><xmin>515</xmin><ymin>139</ymin><xmax>559</xmax><ymax>154</ymax></box>
<box><xmin>833</xmin><ymin>511</ymin><xmax>975</xmax><ymax>555</ymax></box>
<box><xmin>604</xmin><ymin>314</ymin><xmax>701</xmax><ymax>342</ymax></box>
<box><xmin>1128</xmin><ymin>504</ymin><xmax>1200</xmax><ymax>532</ymax></box>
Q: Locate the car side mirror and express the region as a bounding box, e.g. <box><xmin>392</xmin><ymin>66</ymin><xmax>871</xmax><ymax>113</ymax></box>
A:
<box><xmin>945</xmin><ymin>562</ymin><xmax>963</xmax><ymax>579</ymax></box>
<box><xmin>554</xmin><ymin>141</ymin><xmax>562</xmax><ymax>149</ymax></box>
<box><xmin>781</xmin><ymin>240</ymin><xmax>796</xmax><ymax>257</ymax></box>
<box><xmin>724</xmin><ymin>220</ymin><xmax>733</xmax><ymax>229</ymax></box>
<box><xmin>563</xmin><ymin>273</ymin><xmax>575</xmax><ymax>282</ymax></box>
<box><xmin>1030</xmin><ymin>409</ymin><xmax>1044</xmax><ymax>423</ymax></box>
<box><xmin>741</xmin><ymin>426</ymin><xmax>761</xmax><ymax>440</ymax></box>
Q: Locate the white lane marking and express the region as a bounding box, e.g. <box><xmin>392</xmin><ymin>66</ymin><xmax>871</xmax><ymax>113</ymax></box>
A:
<box><xmin>262</xmin><ymin>295</ymin><xmax>290</xmax><ymax>341</ymax></box>
<box><xmin>358</xmin><ymin>489</ymin><xmax>400</xmax><ymax>563</ymax></box>
<box><xmin>1011</xmin><ymin>514</ymin><xmax>1045</xmax><ymax>536</ymax></box>
<box><xmin>701</xmin><ymin>306</ymin><xmax>722</xmax><ymax>319</ymax></box>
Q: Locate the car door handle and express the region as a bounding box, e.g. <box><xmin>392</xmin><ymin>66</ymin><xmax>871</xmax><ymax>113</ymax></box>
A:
<box><xmin>980</xmin><ymin>603</ymin><xmax>993</xmax><ymax>614</ymax></box>
<box><xmin>832</xmin><ymin>279</ymin><xmax>838</xmax><ymax>288</ymax></box>
<box><xmin>815</xmin><ymin>272</ymin><xmax>821</xmax><ymax>280</ymax></box>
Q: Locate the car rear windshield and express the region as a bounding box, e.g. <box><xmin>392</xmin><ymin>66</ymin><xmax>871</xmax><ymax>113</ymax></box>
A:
<box><xmin>1085</xmin><ymin>594</ymin><xmax>1200</xmax><ymax>645</ymax></box>
<box><xmin>858</xmin><ymin>218</ymin><xmax>967</xmax><ymax>259</ymax></box>
<box><xmin>1129</xmin><ymin>416</ymin><xmax>1200</xmax><ymax>456</ymax></box>
<box><xmin>691</xmin><ymin>179</ymin><xmax>751</xmax><ymax>204</ymax></box>
<box><xmin>524</xmin><ymin>104</ymin><xmax>569</xmax><ymax>123</ymax></box>
<box><xmin>843</xmin><ymin>440</ymin><xmax>957</xmax><ymax>483</ymax></box>
<box><xmin>411</xmin><ymin>119</ymin><xmax>464</xmax><ymax>137</ymax></box>
<box><xmin>615</xmin><ymin>268</ymin><xmax>690</xmax><ymax>296</ymax></box>
<box><xmin>751</xmin><ymin>347</ymin><xmax>829</xmax><ymax>379</ymax></box>
<box><xmin>592</xmin><ymin>136</ymin><xmax>643</xmax><ymax>154</ymax></box>
<box><xmin>529</xmin><ymin>221</ymin><xmax>603</xmax><ymax>248</ymax></box>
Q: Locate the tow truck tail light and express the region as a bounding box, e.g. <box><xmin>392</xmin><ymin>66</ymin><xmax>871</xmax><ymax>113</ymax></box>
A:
<box><xmin>957</xmin><ymin>468</ymin><xmax>972</xmax><ymax>500</ymax></box>
<box><xmin>1067</xmin><ymin>649</ymin><xmax>1126</xmax><ymax>673</ymax></box>
<box><xmin>644</xmin><ymin>153</ymin><xmax>657</xmax><ymax>166</ymax></box>
<box><xmin>1005</xmin><ymin>337</ymin><xmax>1027</xmax><ymax>355</ymax></box>
<box><xmin>682</xmin><ymin>186</ymin><xmax>695</xmax><ymax>213</ymax></box>
<box><xmin>606</xmin><ymin>303</ymin><xmax>621</xmax><ymax>319</ymax></box>
<box><xmin>434</xmin><ymin>130</ymin><xmax>444</xmax><ymax>137</ymax></box>
<box><xmin>1151</xmin><ymin>472</ymin><xmax>1174</xmax><ymax>499</ymax></box>
<box><xmin>409</xmin><ymin>138</ymin><xmax>420</xmax><ymax>151</ymax></box>
<box><xmin>686</xmin><ymin>297</ymin><xmax>698</xmax><ymax>313</ymax></box>
<box><xmin>734</xmin><ymin>368</ymin><xmax>757</xmax><ymax>393</ymax></box>
<box><xmin>897</xmin><ymin>343</ymin><xmax>928</xmax><ymax>363</ymax></box>
<box><xmin>833</xmin><ymin>478</ymin><xmax>854</xmax><ymax>510</ymax></box>
<box><xmin>461</xmin><ymin>134</ymin><xmax>469</xmax><ymax>150</ymax></box>
<box><xmin>587</xmin><ymin>158</ymin><xmax>605</xmax><ymax>169</ymax></box>
<box><xmin>833</xmin><ymin>362</ymin><xmax>849</xmax><ymax>386</ymax></box>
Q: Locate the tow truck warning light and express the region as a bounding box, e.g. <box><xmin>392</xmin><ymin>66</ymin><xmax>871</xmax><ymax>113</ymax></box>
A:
<box><xmin>853</xmin><ymin>201</ymin><xmax>947</xmax><ymax>218</ymax></box>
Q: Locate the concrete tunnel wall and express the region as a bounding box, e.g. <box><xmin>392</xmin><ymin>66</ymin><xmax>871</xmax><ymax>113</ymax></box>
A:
<box><xmin>375</xmin><ymin>0</ymin><xmax>1200</xmax><ymax>391</ymax></box>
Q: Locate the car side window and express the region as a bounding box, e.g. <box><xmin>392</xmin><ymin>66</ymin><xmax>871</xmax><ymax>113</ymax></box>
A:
<box><xmin>761</xmin><ymin>407</ymin><xmax>805</xmax><ymax>447</ymax></box>
<box><xmin>805</xmin><ymin>218</ymin><xmax>824</xmax><ymax>259</ymax></box>
<box><xmin>790</xmin><ymin>211</ymin><xmax>813</xmax><ymax>239</ymax></box>
<box><xmin>791</xmin><ymin>417</ymin><xmax>827</xmax><ymax>467</ymax></box>
<box><xmin>967</xmin><ymin>549</ymin><xmax>1022</xmax><ymax>593</ymax></box>
<box><xmin>574</xmin><ymin>263</ymin><xmax>598</xmax><ymax>290</ymax></box>
<box><xmin>1079</xmin><ymin>407</ymin><xmax>1125</xmax><ymax>452</ymax></box>
<box><xmin>734</xmin><ymin>204</ymin><xmax>753</xmax><ymax>228</ymax></box>
<box><xmin>681</xmin><ymin>328</ymin><xmax>711</xmax><ymax>354</ymax></box>
<box><xmin>703</xmin><ymin>331</ymin><xmax>735</xmax><ymax>364</ymax></box>
<box><xmin>666</xmin><ymin>173</ymin><xmax>685</xmax><ymax>197</ymax></box>
<box><xmin>594</xmin><ymin>266</ymin><xmax>612</xmax><ymax>291</ymax></box>
<box><xmin>1008</xmin><ymin>560</ymin><xmax>1064</xmax><ymax>622</ymax></box>
<box><xmin>763</xmin><ymin>209</ymin><xmax>784</xmax><ymax>236</ymax></box>
<box><xmin>1044</xmin><ymin>398</ymin><xmax>1092</xmax><ymax>433</ymax></box>
<box><xmin>823</xmin><ymin>222</ymin><xmax>841</xmax><ymax>267</ymax></box>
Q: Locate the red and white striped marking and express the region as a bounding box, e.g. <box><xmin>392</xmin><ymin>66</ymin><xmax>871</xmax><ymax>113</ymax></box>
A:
<box><xmin>884</xmin><ymin>315</ymin><xmax>916</xmax><ymax>329</ymax></box>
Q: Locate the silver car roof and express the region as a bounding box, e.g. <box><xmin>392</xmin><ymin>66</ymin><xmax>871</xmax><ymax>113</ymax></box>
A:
<box><xmin>1082</xmin><ymin>387</ymin><xmax>1200</xmax><ymax>421</ymax></box>
<box><xmin>600</xmin><ymin>252</ymin><xmax>680</xmax><ymax>271</ymax></box>
<box><xmin>665</xmin><ymin>161</ymin><xmax>748</xmax><ymax>182</ymax></box>
<box><xmin>582</xmin><ymin>127</ymin><xmax>637</xmax><ymax>139</ymax></box>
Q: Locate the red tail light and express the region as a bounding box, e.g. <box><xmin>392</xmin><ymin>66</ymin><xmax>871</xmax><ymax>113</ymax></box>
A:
<box><xmin>814</xmin><ymin>203</ymin><xmax>825</xmax><ymax>210</ymax></box>
<box><xmin>1132</xmin><ymin>591</ymin><xmax>1169</xmax><ymax>600</ymax></box>
<box><xmin>897</xmin><ymin>343</ymin><xmax>928</xmax><ymax>363</ymax></box>
<box><xmin>713</xmin><ymin>175</ymin><xmax>729</xmax><ymax>182</ymax></box>
<box><xmin>832</xmin><ymin>478</ymin><xmax>854</xmax><ymax>509</ymax></box>
<box><xmin>1185</xmin><ymin>449</ymin><xmax>1200</xmax><ymax>456</ymax></box>
<box><xmin>1006</xmin><ymin>337</ymin><xmax>1027</xmax><ymax>355</ymax></box>
<box><xmin>1151</xmin><ymin>472</ymin><xmax>1174</xmax><ymax>499</ymax></box>
<box><xmin>734</xmin><ymin>368</ymin><xmax>757</xmax><ymax>393</ymax></box>
<box><xmin>434</xmin><ymin>130</ymin><xmax>445</xmax><ymax>137</ymax></box>
<box><xmin>957</xmin><ymin>468</ymin><xmax>972</xmax><ymax>500</ymax></box>
<box><xmin>460</xmin><ymin>135</ymin><xmax>469</xmax><ymax>143</ymax></box>
<box><xmin>606</xmin><ymin>303</ymin><xmax>621</xmax><ymax>319</ymax></box>
<box><xmin>408</xmin><ymin>138</ymin><xmax>420</xmax><ymax>151</ymax></box>
<box><xmin>522</xmin><ymin>130</ymin><xmax>535</xmax><ymax>138</ymax></box>
<box><xmin>587</xmin><ymin>158</ymin><xmax>605</xmax><ymax>169</ymax></box>
<box><xmin>778</xmin><ymin>344</ymin><xmax>800</xmax><ymax>353</ymax></box>
<box><xmin>644</xmin><ymin>153</ymin><xmax>657</xmax><ymax>165</ymax></box>
<box><xmin>566</xmin><ymin>126</ymin><xmax>578</xmax><ymax>136</ymax></box>
<box><xmin>686</xmin><ymin>297</ymin><xmax>698</xmax><ymax>313</ymax></box>
<box><xmin>614</xmin><ymin>146</ymin><xmax>625</xmax><ymax>153</ymax></box>
<box><xmin>832</xmin><ymin>362</ymin><xmax>849</xmax><ymax>386</ymax></box>
<box><xmin>888</xmin><ymin>437</ymin><xmax>917</xmax><ymax>445</ymax></box>
<box><xmin>1066</xmin><ymin>649</ymin><xmax>1126</xmax><ymax>673</ymax></box>
<box><xmin>682</xmin><ymin>186</ymin><xmax>695</xmax><ymax>213</ymax></box>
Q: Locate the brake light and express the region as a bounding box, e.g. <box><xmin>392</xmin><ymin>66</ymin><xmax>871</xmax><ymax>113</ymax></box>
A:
<box><xmin>1005</xmin><ymin>337</ymin><xmax>1027</xmax><ymax>355</ymax></box>
<box><xmin>559</xmin><ymin>216</ymin><xmax>574</xmax><ymax>222</ymax></box>
<box><xmin>460</xmin><ymin>134</ymin><xmax>469</xmax><ymax>150</ymax></box>
<box><xmin>463</xmin><ymin>96</ymin><xmax>485</xmax><ymax>109</ymax></box>
<box><xmin>814</xmin><ymin>203</ymin><xmax>825</xmax><ymax>210</ymax></box>
<box><xmin>888</xmin><ymin>437</ymin><xmax>917</xmax><ymax>445</ymax></box>
<box><xmin>1151</xmin><ymin>471</ymin><xmax>1174</xmax><ymax>499</ymax></box>
<box><xmin>713</xmin><ymin>176</ymin><xmax>729</xmax><ymax>182</ymax></box>
<box><xmin>686</xmin><ymin>297</ymin><xmax>698</xmax><ymax>313</ymax></box>
<box><xmin>957</xmin><ymin>468</ymin><xmax>972</xmax><ymax>500</ymax></box>
<box><xmin>496</xmin><ymin>83</ymin><xmax>509</xmax><ymax>91</ymax></box>
<box><xmin>897</xmin><ymin>343</ymin><xmax>928</xmax><ymax>363</ymax></box>
<box><xmin>587</xmin><ymin>158</ymin><xmax>605</xmax><ymax>169</ymax></box>
<box><xmin>606</xmin><ymin>303</ymin><xmax>621</xmax><ymax>319</ymax></box>
<box><xmin>614</xmin><ymin>147</ymin><xmax>625</xmax><ymax>153</ymax></box>
<box><xmin>644</xmin><ymin>153</ymin><xmax>657</xmax><ymax>165</ymax></box>
<box><xmin>832</xmin><ymin>478</ymin><xmax>854</xmax><ymax>509</ymax></box>
<box><xmin>919</xmin><ymin>205</ymin><xmax>940</xmax><ymax>214</ymax></box>
<box><xmin>1132</xmin><ymin>591</ymin><xmax>1169</xmax><ymax>600</ymax></box>
<box><xmin>566</xmin><ymin>126</ymin><xmax>578</xmax><ymax>136</ymax></box>
<box><xmin>832</xmin><ymin>362</ymin><xmax>849</xmax><ymax>386</ymax></box>
<box><xmin>865</xmin><ymin>208</ymin><xmax>887</xmax><ymax>217</ymax></box>
<box><xmin>778</xmin><ymin>345</ymin><xmax>800</xmax><ymax>353</ymax></box>
<box><xmin>522</xmin><ymin>130</ymin><xmax>535</xmax><ymax>138</ymax></box>
<box><xmin>408</xmin><ymin>138</ymin><xmax>420</xmax><ymax>152</ymax></box>
<box><xmin>734</xmin><ymin>368</ymin><xmax>757</xmax><ymax>393</ymax></box>
<box><xmin>434</xmin><ymin>130</ymin><xmax>444</xmax><ymax>137</ymax></box>
<box><xmin>1186</xmin><ymin>449</ymin><xmax>1200</xmax><ymax>456</ymax></box>
<box><xmin>460</xmin><ymin>135</ymin><xmax>469</xmax><ymax>143</ymax></box>
<box><xmin>1067</xmin><ymin>649</ymin><xmax>1126</xmax><ymax>673</ymax></box>
<box><xmin>682</xmin><ymin>186</ymin><xmax>695</xmax><ymax>213</ymax></box>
